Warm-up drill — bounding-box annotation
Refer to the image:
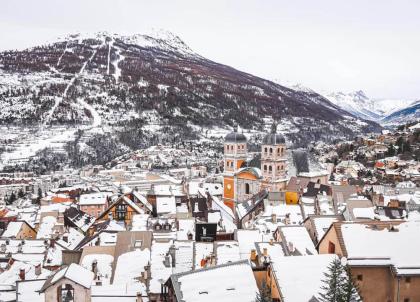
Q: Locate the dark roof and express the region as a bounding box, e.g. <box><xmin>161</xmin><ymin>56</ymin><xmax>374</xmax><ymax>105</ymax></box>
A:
<box><xmin>225</xmin><ymin>125</ymin><xmax>247</xmax><ymax>143</ymax></box>
<box><xmin>262</xmin><ymin>133</ymin><xmax>285</xmax><ymax>145</ymax></box>
<box><xmin>225</xmin><ymin>131</ymin><xmax>247</xmax><ymax>143</ymax></box>
<box><xmin>262</xmin><ymin>123</ymin><xmax>285</xmax><ymax>145</ymax></box>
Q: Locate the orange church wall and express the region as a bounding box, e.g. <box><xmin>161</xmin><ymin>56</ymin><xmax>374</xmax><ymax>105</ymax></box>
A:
<box><xmin>236</xmin><ymin>160</ymin><xmax>245</xmax><ymax>169</ymax></box>
<box><xmin>223</xmin><ymin>177</ymin><xmax>234</xmax><ymax>200</ymax></box>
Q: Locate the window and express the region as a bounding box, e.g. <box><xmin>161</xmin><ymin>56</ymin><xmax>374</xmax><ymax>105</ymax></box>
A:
<box><xmin>245</xmin><ymin>183</ymin><xmax>250</xmax><ymax>194</ymax></box>
<box><xmin>134</xmin><ymin>240</ymin><xmax>142</xmax><ymax>248</ymax></box>
<box><xmin>58</xmin><ymin>284</ymin><xmax>74</xmax><ymax>302</ymax></box>
<box><xmin>269</xmin><ymin>166</ymin><xmax>272</xmax><ymax>172</ymax></box>
<box><xmin>277</xmin><ymin>166</ymin><xmax>280</xmax><ymax>171</ymax></box>
<box><xmin>406</xmin><ymin>277</ymin><xmax>411</xmax><ymax>283</ymax></box>
<box><xmin>269</xmin><ymin>148</ymin><xmax>273</xmax><ymax>154</ymax></box>
<box><xmin>404</xmin><ymin>299</ymin><xmax>410</xmax><ymax>302</ymax></box>
<box><xmin>264</xmin><ymin>165</ymin><xmax>267</xmax><ymax>171</ymax></box>
<box><xmin>264</xmin><ymin>147</ymin><xmax>268</xmax><ymax>153</ymax></box>
<box><xmin>357</xmin><ymin>274</ymin><xmax>363</xmax><ymax>281</ymax></box>
<box><xmin>328</xmin><ymin>241</ymin><xmax>335</xmax><ymax>253</ymax></box>
<box><xmin>116</xmin><ymin>204</ymin><xmax>127</xmax><ymax>220</ymax></box>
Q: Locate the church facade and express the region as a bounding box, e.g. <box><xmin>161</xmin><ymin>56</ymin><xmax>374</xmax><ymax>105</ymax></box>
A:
<box><xmin>222</xmin><ymin>124</ymin><xmax>288</xmax><ymax>210</ymax></box>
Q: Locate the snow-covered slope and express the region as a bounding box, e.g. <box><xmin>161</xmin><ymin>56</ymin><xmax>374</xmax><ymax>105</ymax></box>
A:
<box><xmin>381</xmin><ymin>100</ymin><xmax>420</xmax><ymax>125</ymax></box>
<box><xmin>325</xmin><ymin>90</ymin><xmax>416</xmax><ymax>124</ymax></box>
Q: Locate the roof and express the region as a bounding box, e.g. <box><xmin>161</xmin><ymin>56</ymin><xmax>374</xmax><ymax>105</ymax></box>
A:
<box><xmin>79</xmin><ymin>192</ymin><xmax>111</xmax><ymax>206</ymax></box>
<box><xmin>271</xmin><ymin>254</ymin><xmax>337</xmax><ymax>301</ymax></box>
<box><xmin>2</xmin><ymin>221</ymin><xmax>24</xmax><ymax>238</ymax></box>
<box><xmin>262</xmin><ymin>133</ymin><xmax>285</xmax><ymax>145</ymax></box>
<box><xmin>235</xmin><ymin>167</ymin><xmax>263</xmax><ymax>179</ymax></box>
<box><xmin>224</xmin><ymin>127</ymin><xmax>247</xmax><ymax>143</ymax></box>
<box><xmin>236</xmin><ymin>190</ymin><xmax>268</xmax><ymax>220</ymax></box>
<box><xmin>40</xmin><ymin>263</ymin><xmax>94</xmax><ymax>292</ymax></box>
<box><xmin>169</xmin><ymin>260</ymin><xmax>258</xmax><ymax>302</ymax></box>
<box><xmin>278</xmin><ymin>226</ymin><xmax>317</xmax><ymax>256</ymax></box>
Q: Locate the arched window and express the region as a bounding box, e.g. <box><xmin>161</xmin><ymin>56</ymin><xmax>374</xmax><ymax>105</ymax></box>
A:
<box><xmin>58</xmin><ymin>284</ymin><xmax>74</xmax><ymax>302</ymax></box>
<box><xmin>277</xmin><ymin>148</ymin><xmax>280</xmax><ymax>154</ymax></box>
<box><xmin>269</xmin><ymin>148</ymin><xmax>273</xmax><ymax>154</ymax></box>
<box><xmin>264</xmin><ymin>165</ymin><xmax>267</xmax><ymax>171</ymax></box>
<box><xmin>264</xmin><ymin>147</ymin><xmax>268</xmax><ymax>153</ymax></box>
<box><xmin>277</xmin><ymin>166</ymin><xmax>280</xmax><ymax>170</ymax></box>
<box><xmin>245</xmin><ymin>183</ymin><xmax>250</xmax><ymax>194</ymax></box>
<box><xmin>269</xmin><ymin>166</ymin><xmax>272</xmax><ymax>172</ymax></box>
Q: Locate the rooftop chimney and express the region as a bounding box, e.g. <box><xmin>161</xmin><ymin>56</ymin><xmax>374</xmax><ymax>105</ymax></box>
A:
<box><xmin>250</xmin><ymin>249</ymin><xmax>257</xmax><ymax>261</ymax></box>
<box><xmin>35</xmin><ymin>263</ymin><xmax>42</xmax><ymax>276</ymax></box>
<box><xmin>263</xmin><ymin>248</ymin><xmax>268</xmax><ymax>257</ymax></box>
<box><xmin>19</xmin><ymin>268</ymin><xmax>25</xmax><ymax>281</ymax></box>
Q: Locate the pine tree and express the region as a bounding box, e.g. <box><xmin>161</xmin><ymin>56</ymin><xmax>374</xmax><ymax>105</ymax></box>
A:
<box><xmin>319</xmin><ymin>259</ymin><xmax>362</xmax><ymax>302</ymax></box>
<box><xmin>340</xmin><ymin>266</ymin><xmax>362</xmax><ymax>302</ymax></box>
<box><xmin>255</xmin><ymin>281</ymin><xmax>272</xmax><ymax>302</ymax></box>
<box><xmin>319</xmin><ymin>258</ymin><xmax>345</xmax><ymax>302</ymax></box>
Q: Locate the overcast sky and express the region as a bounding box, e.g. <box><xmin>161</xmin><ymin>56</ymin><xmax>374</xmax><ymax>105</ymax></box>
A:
<box><xmin>1</xmin><ymin>0</ymin><xmax>419</xmax><ymax>99</ymax></box>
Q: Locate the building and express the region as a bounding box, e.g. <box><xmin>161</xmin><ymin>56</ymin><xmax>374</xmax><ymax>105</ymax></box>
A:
<box><xmin>222</xmin><ymin>126</ymin><xmax>262</xmax><ymax>209</ymax></box>
<box><xmin>163</xmin><ymin>260</ymin><xmax>259</xmax><ymax>302</ymax></box>
<box><xmin>260</xmin><ymin>124</ymin><xmax>288</xmax><ymax>192</ymax></box>
<box><xmin>40</xmin><ymin>263</ymin><xmax>94</xmax><ymax>302</ymax></box>
<box><xmin>318</xmin><ymin>221</ymin><xmax>420</xmax><ymax>302</ymax></box>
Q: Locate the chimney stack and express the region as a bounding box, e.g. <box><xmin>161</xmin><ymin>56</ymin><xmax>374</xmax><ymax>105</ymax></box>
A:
<box><xmin>250</xmin><ymin>249</ymin><xmax>257</xmax><ymax>261</ymax></box>
<box><xmin>263</xmin><ymin>248</ymin><xmax>268</xmax><ymax>257</ymax></box>
<box><xmin>19</xmin><ymin>268</ymin><xmax>25</xmax><ymax>281</ymax></box>
<box><xmin>35</xmin><ymin>263</ymin><xmax>42</xmax><ymax>276</ymax></box>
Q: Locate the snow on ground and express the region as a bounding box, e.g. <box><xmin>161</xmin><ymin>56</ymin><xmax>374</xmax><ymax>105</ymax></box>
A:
<box><xmin>112</xmin><ymin>46</ymin><xmax>124</xmax><ymax>83</ymax></box>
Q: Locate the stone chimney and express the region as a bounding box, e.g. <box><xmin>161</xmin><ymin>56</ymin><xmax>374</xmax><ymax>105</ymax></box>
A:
<box><xmin>263</xmin><ymin>248</ymin><xmax>268</xmax><ymax>257</ymax></box>
<box><xmin>19</xmin><ymin>268</ymin><xmax>25</xmax><ymax>281</ymax></box>
<box><xmin>35</xmin><ymin>263</ymin><xmax>42</xmax><ymax>276</ymax></box>
<box><xmin>49</xmin><ymin>239</ymin><xmax>55</xmax><ymax>248</ymax></box>
<box><xmin>271</xmin><ymin>214</ymin><xmax>277</xmax><ymax>224</ymax></box>
<box><xmin>250</xmin><ymin>249</ymin><xmax>257</xmax><ymax>261</ymax></box>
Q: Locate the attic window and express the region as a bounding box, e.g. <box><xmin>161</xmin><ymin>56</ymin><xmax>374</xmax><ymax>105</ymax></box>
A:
<box><xmin>199</xmin><ymin>291</ymin><xmax>209</xmax><ymax>295</ymax></box>
<box><xmin>134</xmin><ymin>240</ymin><xmax>142</xmax><ymax>248</ymax></box>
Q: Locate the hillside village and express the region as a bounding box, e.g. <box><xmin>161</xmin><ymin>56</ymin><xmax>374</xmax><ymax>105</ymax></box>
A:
<box><xmin>0</xmin><ymin>121</ymin><xmax>419</xmax><ymax>302</ymax></box>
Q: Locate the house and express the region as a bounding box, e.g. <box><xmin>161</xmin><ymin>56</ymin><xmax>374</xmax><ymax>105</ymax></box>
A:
<box><xmin>267</xmin><ymin>254</ymin><xmax>337</xmax><ymax>301</ymax></box>
<box><xmin>318</xmin><ymin>221</ymin><xmax>420</xmax><ymax>302</ymax></box>
<box><xmin>163</xmin><ymin>260</ymin><xmax>259</xmax><ymax>302</ymax></box>
<box><xmin>302</xmin><ymin>214</ymin><xmax>344</xmax><ymax>245</ymax></box>
<box><xmin>64</xmin><ymin>207</ymin><xmax>95</xmax><ymax>235</ymax></box>
<box><xmin>274</xmin><ymin>226</ymin><xmax>317</xmax><ymax>256</ymax></box>
<box><xmin>40</xmin><ymin>263</ymin><xmax>94</xmax><ymax>302</ymax></box>
<box><xmin>96</xmin><ymin>194</ymin><xmax>144</xmax><ymax>227</ymax></box>
<box><xmin>1</xmin><ymin>221</ymin><xmax>37</xmax><ymax>239</ymax></box>
<box><xmin>78</xmin><ymin>192</ymin><xmax>112</xmax><ymax>218</ymax></box>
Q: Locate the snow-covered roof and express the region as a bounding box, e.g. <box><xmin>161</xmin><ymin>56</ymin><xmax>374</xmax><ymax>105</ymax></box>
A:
<box><xmin>113</xmin><ymin>248</ymin><xmax>150</xmax><ymax>293</ymax></box>
<box><xmin>36</xmin><ymin>216</ymin><xmax>57</xmax><ymax>239</ymax></box>
<box><xmin>156</xmin><ymin>196</ymin><xmax>176</xmax><ymax>215</ymax></box>
<box><xmin>2</xmin><ymin>221</ymin><xmax>24</xmax><ymax>238</ymax></box>
<box><xmin>79</xmin><ymin>192</ymin><xmax>111</xmax><ymax>206</ymax></box>
<box><xmin>235</xmin><ymin>229</ymin><xmax>263</xmax><ymax>260</ymax></box>
<box><xmin>271</xmin><ymin>254</ymin><xmax>337</xmax><ymax>301</ymax></box>
<box><xmin>215</xmin><ymin>241</ymin><xmax>241</xmax><ymax>265</ymax></box>
<box><xmin>43</xmin><ymin>263</ymin><xmax>94</xmax><ymax>291</ymax></box>
<box><xmin>342</xmin><ymin>221</ymin><xmax>420</xmax><ymax>274</ymax></box>
<box><xmin>279</xmin><ymin>226</ymin><xmax>317</xmax><ymax>255</ymax></box>
<box><xmin>170</xmin><ymin>260</ymin><xmax>258</xmax><ymax>302</ymax></box>
<box><xmin>81</xmin><ymin>254</ymin><xmax>114</xmax><ymax>285</ymax></box>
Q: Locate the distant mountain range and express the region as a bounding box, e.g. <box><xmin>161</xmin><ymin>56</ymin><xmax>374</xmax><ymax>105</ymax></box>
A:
<box><xmin>0</xmin><ymin>30</ymin><xmax>381</xmax><ymax>152</ymax></box>
<box><xmin>325</xmin><ymin>90</ymin><xmax>418</xmax><ymax>125</ymax></box>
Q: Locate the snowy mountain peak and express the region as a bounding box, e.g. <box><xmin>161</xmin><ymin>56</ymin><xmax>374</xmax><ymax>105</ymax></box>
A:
<box><xmin>326</xmin><ymin>90</ymin><xmax>417</xmax><ymax>124</ymax></box>
<box><xmin>55</xmin><ymin>30</ymin><xmax>197</xmax><ymax>57</ymax></box>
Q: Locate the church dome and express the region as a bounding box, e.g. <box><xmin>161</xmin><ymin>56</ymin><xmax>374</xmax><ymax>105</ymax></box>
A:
<box><xmin>225</xmin><ymin>125</ymin><xmax>247</xmax><ymax>143</ymax></box>
<box><xmin>262</xmin><ymin>123</ymin><xmax>285</xmax><ymax>145</ymax></box>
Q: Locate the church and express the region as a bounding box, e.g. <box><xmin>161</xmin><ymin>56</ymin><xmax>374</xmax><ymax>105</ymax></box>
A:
<box><xmin>222</xmin><ymin>124</ymin><xmax>288</xmax><ymax>210</ymax></box>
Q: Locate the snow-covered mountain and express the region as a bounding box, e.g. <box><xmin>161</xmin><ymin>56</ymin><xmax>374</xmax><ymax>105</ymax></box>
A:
<box><xmin>0</xmin><ymin>31</ymin><xmax>381</xmax><ymax>168</ymax></box>
<box><xmin>381</xmin><ymin>100</ymin><xmax>420</xmax><ymax>125</ymax></box>
<box><xmin>325</xmin><ymin>90</ymin><xmax>416</xmax><ymax>124</ymax></box>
